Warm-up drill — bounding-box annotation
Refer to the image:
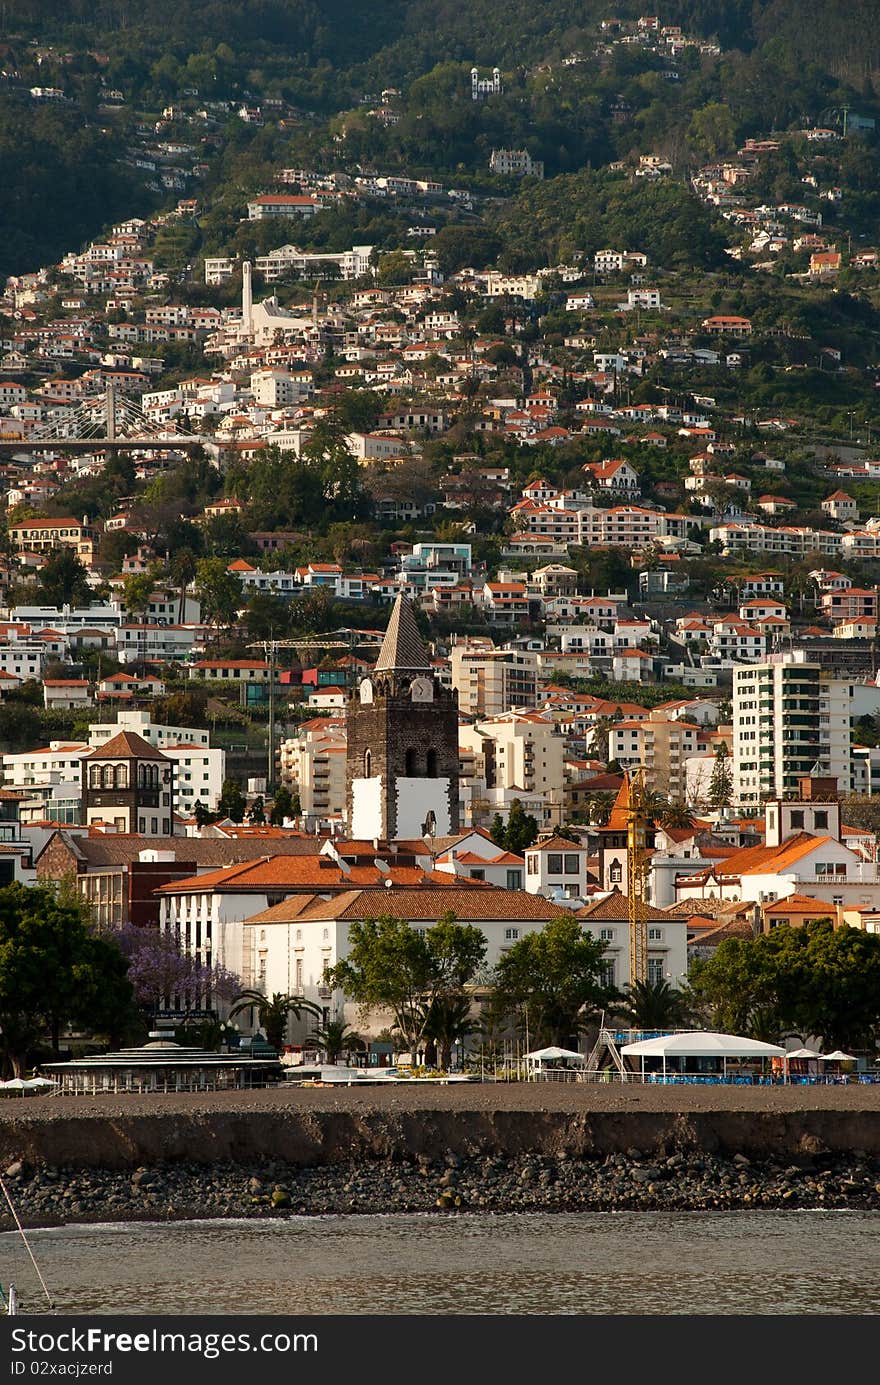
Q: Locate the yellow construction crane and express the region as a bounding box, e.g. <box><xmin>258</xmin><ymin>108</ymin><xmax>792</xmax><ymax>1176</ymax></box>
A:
<box><xmin>627</xmin><ymin>768</ymin><xmax>650</xmax><ymax>987</ymax></box>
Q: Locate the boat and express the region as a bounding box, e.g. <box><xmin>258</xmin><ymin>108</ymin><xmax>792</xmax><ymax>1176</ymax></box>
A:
<box><xmin>1</xmin><ymin>1173</ymin><xmax>54</xmax><ymax>1315</ymax></box>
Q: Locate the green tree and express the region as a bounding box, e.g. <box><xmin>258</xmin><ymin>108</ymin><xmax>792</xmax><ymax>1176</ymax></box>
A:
<box><xmin>249</xmin><ymin>795</ymin><xmax>265</xmax><ymax>825</ymax></box>
<box><xmin>170</xmin><ymin>546</ymin><xmax>199</xmax><ymax>625</ymax></box>
<box><xmin>0</xmin><ymin>882</ymin><xmax>133</xmax><ymax>1075</ymax></box>
<box><xmin>195</xmin><ymin>557</ymin><xmax>243</xmax><ymax>629</ymax></box>
<box><xmin>269</xmin><ymin>785</ymin><xmax>295</xmax><ymax>826</ymax></box>
<box><xmin>228</xmin><ymin>989</ymin><xmax>321</xmax><ymax>1051</ymax></box>
<box><xmin>689</xmin><ymin>921</ymin><xmax>880</xmax><ymax>1051</ymax></box>
<box><xmin>688</xmin><ymin>102</ymin><xmax>736</xmax><ymax>160</ymax></box>
<box><xmin>707</xmin><ymin>743</ymin><xmax>733</xmax><ymax>810</ymax></box>
<box><xmin>491</xmin><ymin>915</ymin><xmax>616</xmax><ymax>1049</ymax></box>
<box><xmin>218</xmin><ymin>777</ymin><xmax>246</xmax><ymax>823</ymax></box>
<box><xmin>36</xmin><ymin>549</ymin><xmax>92</xmax><ymax>608</ymax></box>
<box><xmin>491</xmin><ymin>799</ymin><xmax>539</xmax><ymax>853</ymax></box>
<box><xmin>122</xmin><ymin>568</ymin><xmax>159</xmax><ymax>623</ymax></box>
<box><xmin>419</xmin><ymin>992</ymin><xmax>477</xmax><ymax>1070</ymax></box>
<box><xmin>614</xmin><ymin>978</ymin><xmax>691</xmax><ymax>1030</ymax></box>
<box><xmin>307</xmin><ymin>1018</ymin><xmax>365</xmax><ymax>1063</ymax></box>
<box><xmin>327</xmin><ymin>911</ymin><xmax>487</xmax><ymax>1063</ymax></box>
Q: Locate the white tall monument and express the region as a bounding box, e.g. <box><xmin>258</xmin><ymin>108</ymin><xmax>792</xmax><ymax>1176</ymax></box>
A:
<box><xmin>242</xmin><ymin>260</ymin><xmax>254</xmax><ymax>336</ymax></box>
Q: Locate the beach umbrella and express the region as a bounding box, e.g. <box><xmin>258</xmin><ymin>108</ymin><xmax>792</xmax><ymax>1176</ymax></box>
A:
<box><xmin>23</xmin><ymin>1077</ymin><xmax>56</xmax><ymax>1090</ymax></box>
<box><xmin>785</xmin><ymin>1048</ymin><xmax>822</xmax><ymax>1059</ymax></box>
<box><xmin>0</xmin><ymin>1078</ymin><xmax>28</xmax><ymax>1095</ymax></box>
<box><xmin>822</xmin><ymin>1050</ymin><xmax>857</xmax><ymax>1063</ymax></box>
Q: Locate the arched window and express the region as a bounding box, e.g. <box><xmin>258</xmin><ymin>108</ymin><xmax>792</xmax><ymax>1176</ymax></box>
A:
<box><xmin>363</xmin><ymin>749</ymin><xmax>372</xmax><ymax>778</ymax></box>
<box><xmin>404</xmin><ymin>748</ymin><xmax>418</xmax><ymax>777</ymax></box>
<box><xmin>138</xmin><ymin>764</ymin><xmax>146</xmax><ymax>787</ymax></box>
<box><xmin>609</xmin><ymin>860</ymin><xmax>623</xmax><ymax>884</ymax></box>
<box><xmin>90</xmin><ymin>765</ymin><xmax>102</xmax><ymax>789</ymax></box>
<box><xmin>116</xmin><ymin>764</ymin><xmax>128</xmax><ymax>789</ymax></box>
<box><xmin>102</xmin><ymin>765</ymin><xmax>116</xmax><ymax>789</ymax></box>
<box><xmin>426</xmin><ymin>749</ymin><xmax>438</xmax><ymax>778</ymax></box>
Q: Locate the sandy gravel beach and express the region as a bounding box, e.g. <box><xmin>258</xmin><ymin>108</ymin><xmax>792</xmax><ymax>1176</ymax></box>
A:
<box><xmin>2</xmin><ymin>1080</ymin><xmax>878</xmax><ymax>1122</ymax></box>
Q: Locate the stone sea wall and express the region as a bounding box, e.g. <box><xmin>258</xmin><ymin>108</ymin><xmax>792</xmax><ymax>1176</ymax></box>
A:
<box><xmin>3</xmin><ymin>1104</ymin><xmax>880</xmax><ymax>1171</ymax></box>
<box><xmin>2</xmin><ymin>1101</ymin><xmax>880</xmax><ymax>1225</ymax></box>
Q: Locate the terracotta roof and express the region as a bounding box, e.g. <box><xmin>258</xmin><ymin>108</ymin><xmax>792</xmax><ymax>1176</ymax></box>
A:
<box><xmin>85</xmin><ymin>730</ymin><xmax>169</xmax><ymax>761</ymax></box>
<box><xmin>530</xmin><ymin>835</ymin><xmax>590</xmax><ymax>853</ymax></box>
<box><xmin>34</xmin><ymin>831</ymin><xmax>325</xmax><ymax>870</ymax></box>
<box><xmin>577</xmin><ymin>887</ymin><xmax>686</xmax><ymax>923</ymax></box>
<box><xmin>248</xmin><ymin>887</ymin><xmax>576</xmax><ymax>924</ymax></box>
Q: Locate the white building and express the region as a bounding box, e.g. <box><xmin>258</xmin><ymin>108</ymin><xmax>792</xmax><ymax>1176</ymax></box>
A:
<box><xmin>88</xmin><ymin>710</ymin><xmax>225</xmax><ymax>812</ymax></box>
<box><xmin>732</xmin><ymin>654</ymin><xmax>880</xmax><ymax>807</ymax></box>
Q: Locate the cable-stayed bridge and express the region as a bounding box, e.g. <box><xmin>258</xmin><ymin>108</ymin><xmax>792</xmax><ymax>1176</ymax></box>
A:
<box><xmin>0</xmin><ymin>385</ymin><xmax>205</xmax><ymax>454</ymax></box>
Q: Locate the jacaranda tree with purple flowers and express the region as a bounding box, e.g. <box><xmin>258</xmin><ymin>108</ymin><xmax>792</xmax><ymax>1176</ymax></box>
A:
<box><xmin>109</xmin><ymin>923</ymin><xmax>241</xmax><ymax>1018</ymax></box>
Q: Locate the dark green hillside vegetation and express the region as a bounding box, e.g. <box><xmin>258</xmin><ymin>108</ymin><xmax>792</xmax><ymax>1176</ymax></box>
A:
<box><xmin>0</xmin><ymin>97</ymin><xmax>152</xmax><ymax>279</ymax></box>
<box><xmin>492</xmin><ymin>172</ymin><xmax>732</xmax><ymax>271</ymax></box>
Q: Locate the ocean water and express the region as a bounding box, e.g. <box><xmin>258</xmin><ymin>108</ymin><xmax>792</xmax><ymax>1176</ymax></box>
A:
<box><xmin>4</xmin><ymin>1211</ymin><xmax>880</xmax><ymax>1315</ymax></box>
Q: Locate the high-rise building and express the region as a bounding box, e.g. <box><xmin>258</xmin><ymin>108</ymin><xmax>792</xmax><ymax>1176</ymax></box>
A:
<box><xmin>733</xmin><ymin>655</ymin><xmax>854</xmax><ymax>807</ymax></box>
<box><xmin>450</xmin><ymin>638</ymin><xmax>539</xmax><ymax>718</ymax></box>
<box><xmin>345</xmin><ymin>595</ymin><xmax>459</xmax><ymax>839</ymax></box>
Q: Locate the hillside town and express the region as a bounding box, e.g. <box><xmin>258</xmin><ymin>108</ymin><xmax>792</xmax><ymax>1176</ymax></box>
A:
<box><xmin>1</xmin><ymin>8</ymin><xmax>880</xmax><ymax>1078</ymax></box>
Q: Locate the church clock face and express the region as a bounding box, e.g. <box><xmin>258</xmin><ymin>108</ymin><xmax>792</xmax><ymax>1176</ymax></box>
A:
<box><xmin>359</xmin><ymin>678</ymin><xmax>374</xmax><ymax>704</ymax></box>
<box><xmin>410</xmin><ymin>676</ymin><xmax>434</xmax><ymax>703</ymax></box>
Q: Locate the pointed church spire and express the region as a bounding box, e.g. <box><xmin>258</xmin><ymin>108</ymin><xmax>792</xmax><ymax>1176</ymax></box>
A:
<box><xmin>374</xmin><ymin>594</ymin><xmax>432</xmax><ymax>673</ymax></box>
<box><xmin>606</xmin><ymin>769</ymin><xmax>633</xmax><ymax>829</ymax></box>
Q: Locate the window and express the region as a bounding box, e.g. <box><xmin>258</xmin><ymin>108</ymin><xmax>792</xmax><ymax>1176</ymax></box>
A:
<box><xmin>609</xmin><ymin>861</ymin><xmax>623</xmax><ymax>884</ymax></box>
<box><xmin>814</xmin><ymin>810</ymin><xmax>828</xmax><ymax>830</ymax></box>
<box><xmin>599</xmin><ymin>959</ymin><xmax>615</xmax><ymax>987</ymax></box>
<box><xmin>151</xmin><ymin>817</ymin><xmax>158</xmax><ymax>834</ymax></box>
<box><xmin>506</xmin><ymin>869</ymin><xmax>523</xmax><ymax>890</ymax></box>
<box><xmin>469</xmin><ymin>869</ymin><xmax>485</xmax><ymax>881</ymax></box>
<box><xmin>599</xmin><ymin>927</ymin><xmax>614</xmax><ymax>942</ymax></box>
<box><xmin>426</xmin><ymin>748</ymin><xmax>438</xmax><ymax>778</ymax></box>
<box><xmin>648</xmin><ymin>927</ymin><xmax>663</xmax><ymax>941</ymax></box>
<box><xmin>404</xmin><ymin>748</ymin><xmax>418</xmax><ymax>776</ymax></box>
<box><xmin>526</xmin><ymin>854</ymin><xmax>538</xmax><ymax>875</ymax></box>
<box><xmin>547</xmin><ymin>853</ymin><xmax>563</xmax><ymax>875</ymax></box>
<box><xmin>790</xmin><ymin>810</ymin><xmax>804</xmax><ymax>828</ymax></box>
<box><xmin>505</xmin><ymin>928</ymin><xmax>519</xmax><ymax>941</ymax></box>
<box><xmin>295</xmin><ymin>958</ymin><xmax>303</xmax><ymax>991</ymax></box>
<box><xmin>564</xmin><ymin>854</ymin><xmax>580</xmax><ymax>875</ymax></box>
<box><xmin>647</xmin><ymin>958</ymin><xmax>664</xmax><ymax>985</ymax></box>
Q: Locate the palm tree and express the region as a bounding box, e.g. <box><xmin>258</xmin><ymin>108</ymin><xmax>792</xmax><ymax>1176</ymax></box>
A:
<box><xmin>228</xmin><ymin>989</ymin><xmax>321</xmax><ymax>1051</ymax></box>
<box><xmin>170</xmin><ymin>546</ymin><xmax>198</xmax><ymax>626</ymax></box>
<box><xmin>419</xmin><ymin>993</ymin><xmax>477</xmax><ymax>1070</ymax></box>
<box><xmin>307</xmin><ymin>1018</ymin><xmax>365</xmax><ymax>1064</ymax></box>
<box><xmin>615</xmin><ymin>979</ymin><xmax>690</xmax><ymax>1030</ymax></box>
<box><xmin>656</xmin><ymin>801</ymin><xmax>697</xmax><ymax>831</ymax></box>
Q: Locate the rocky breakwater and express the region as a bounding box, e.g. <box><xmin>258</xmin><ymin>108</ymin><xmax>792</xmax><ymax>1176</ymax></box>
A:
<box><xmin>3</xmin><ymin>1146</ymin><xmax>880</xmax><ymax>1228</ymax></box>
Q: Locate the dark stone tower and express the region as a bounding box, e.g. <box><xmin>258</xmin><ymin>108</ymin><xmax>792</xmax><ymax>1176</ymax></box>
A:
<box><xmin>345</xmin><ymin>595</ymin><xmax>460</xmax><ymax>840</ymax></box>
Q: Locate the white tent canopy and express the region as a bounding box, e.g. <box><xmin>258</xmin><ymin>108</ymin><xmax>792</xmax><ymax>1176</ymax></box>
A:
<box><xmin>621</xmin><ymin>1032</ymin><xmax>785</xmax><ymax>1058</ymax></box>
<box><xmin>620</xmin><ymin>1031</ymin><xmax>785</xmax><ymax>1083</ymax></box>
<box><xmin>785</xmin><ymin>1048</ymin><xmax>822</xmax><ymax>1060</ymax></box>
<box><xmin>823</xmin><ymin>1050</ymin><xmax>857</xmax><ymax>1063</ymax></box>
<box><xmin>525</xmin><ymin>1047</ymin><xmax>586</xmax><ymax>1063</ymax></box>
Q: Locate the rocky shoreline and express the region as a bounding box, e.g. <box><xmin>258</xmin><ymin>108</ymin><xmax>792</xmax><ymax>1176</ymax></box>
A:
<box><xmin>4</xmin><ymin>1149</ymin><xmax>880</xmax><ymax>1228</ymax></box>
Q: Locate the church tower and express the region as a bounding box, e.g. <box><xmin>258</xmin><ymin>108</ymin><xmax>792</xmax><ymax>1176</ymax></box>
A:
<box><xmin>346</xmin><ymin>595</ymin><xmax>459</xmax><ymax>840</ymax></box>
